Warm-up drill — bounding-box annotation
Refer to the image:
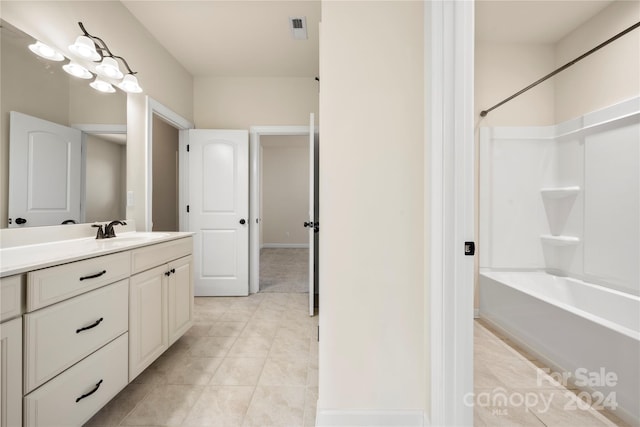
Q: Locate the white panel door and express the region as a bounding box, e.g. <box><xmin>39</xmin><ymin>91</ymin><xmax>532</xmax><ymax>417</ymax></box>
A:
<box><xmin>8</xmin><ymin>111</ymin><xmax>82</xmax><ymax>227</ymax></box>
<box><xmin>188</xmin><ymin>130</ymin><xmax>249</xmax><ymax>296</ymax></box>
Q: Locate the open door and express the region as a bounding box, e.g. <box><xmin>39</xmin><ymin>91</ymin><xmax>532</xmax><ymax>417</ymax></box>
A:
<box><xmin>8</xmin><ymin>112</ymin><xmax>82</xmax><ymax>227</ymax></box>
<box><xmin>187</xmin><ymin>129</ymin><xmax>249</xmax><ymax>296</ymax></box>
<box><xmin>306</xmin><ymin>113</ymin><xmax>317</xmax><ymax>316</ymax></box>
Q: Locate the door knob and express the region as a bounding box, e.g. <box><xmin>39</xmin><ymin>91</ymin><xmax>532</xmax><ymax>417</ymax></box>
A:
<box><xmin>239</xmin><ymin>218</ymin><xmax>246</xmax><ymax>225</ymax></box>
<box><xmin>15</xmin><ymin>217</ymin><xmax>27</xmax><ymax>225</ymax></box>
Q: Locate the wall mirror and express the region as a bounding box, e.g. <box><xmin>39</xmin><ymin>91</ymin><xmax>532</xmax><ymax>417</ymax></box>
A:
<box><xmin>1</xmin><ymin>19</ymin><xmax>127</xmax><ymax>228</ymax></box>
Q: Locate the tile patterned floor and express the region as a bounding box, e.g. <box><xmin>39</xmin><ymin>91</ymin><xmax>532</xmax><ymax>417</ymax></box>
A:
<box><xmin>259</xmin><ymin>248</ymin><xmax>308</xmax><ymax>293</ymax></box>
<box><xmin>85</xmin><ymin>300</ymin><xmax>630</xmax><ymax>426</ymax></box>
<box><xmin>85</xmin><ymin>293</ymin><xmax>318</xmax><ymax>427</ymax></box>
<box><xmin>474</xmin><ymin>319</ymin><xmax>631</xmax><ymax>427</ymax></box>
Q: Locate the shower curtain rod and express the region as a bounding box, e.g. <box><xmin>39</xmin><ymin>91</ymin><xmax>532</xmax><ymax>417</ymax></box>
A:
<box><xmin>479</xmin><ymin>21</ymin><xmax>640</xmax><ymax>118</ymax></box>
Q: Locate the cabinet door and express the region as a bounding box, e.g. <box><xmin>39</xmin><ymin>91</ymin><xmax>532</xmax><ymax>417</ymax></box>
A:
<box><xmin>168</xmin><ymin>256</ymin><xmax>193</xmax><ymax>345</ymax></box>
<box><xmin>0</xmin><ymin>317</ymin><xmax>22</xmax><ymax>427</ymax></box>
<box><xmin>129</xmin><ymin>265</ymin><xmax>168</xmax><ymax>381</ymax></box>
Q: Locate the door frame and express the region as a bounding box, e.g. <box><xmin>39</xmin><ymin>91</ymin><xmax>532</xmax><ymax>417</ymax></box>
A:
<box><xmin>426</xmin><ymin>0</ymin><xmax>475</xmax><ymax>425</ymax></box>
<box><xmin>249</xmin><ymin>125</ymin><xmax>314</xmax><ymax>295</ymax></box>
<box><xmin>144</xmin><ymin>97</ymin><xmax>194</xmax><ymax>232</ymax></box>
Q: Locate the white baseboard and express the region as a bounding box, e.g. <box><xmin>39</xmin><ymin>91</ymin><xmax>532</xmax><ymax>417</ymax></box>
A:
<box><xmin>261</xmin><ymin>243</ymin><xmax>309</xmax><ymax>249</ymax></box>
<box><xmin>316</xmin><ymin>409</ymin><xmax>426</xmax><ymax>426</ymax></box>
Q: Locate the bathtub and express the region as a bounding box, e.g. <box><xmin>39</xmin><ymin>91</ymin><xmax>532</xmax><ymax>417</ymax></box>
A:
<box><xmin>479</xmin><ymin>271</ymin><xmax>640</xmax><ymax>424</ymax></box>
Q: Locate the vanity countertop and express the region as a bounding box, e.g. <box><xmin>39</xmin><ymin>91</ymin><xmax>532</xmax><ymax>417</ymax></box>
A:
<box><xmin>0</xmin><ymin>231</ymin><xmax>194</xmax><ymax>277</ymax></box>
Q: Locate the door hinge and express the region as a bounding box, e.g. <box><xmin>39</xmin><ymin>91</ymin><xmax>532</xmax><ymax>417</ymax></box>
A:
<box><xmin>186</xmin><ymin>205</ymin><xmax>190</xmax><ymax>213</ymax></box>
<box><xmin>464</xmin><ymin>241</ymin><xmax>475</xmax><ymax>256</ymax></box>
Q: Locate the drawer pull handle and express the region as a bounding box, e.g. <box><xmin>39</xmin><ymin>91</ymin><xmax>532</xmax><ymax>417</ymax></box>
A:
<box><xmin>79</xmin><ymin>270</ymin><xmax>107</xmax><ymax>281</ymax></box>
<box><xmin>76</xmin><ymin>317</ymin><xmax>104</xmax><ymax>333</ymax></box>
<box><xmin>75</xmin><ymin>379</ymin><xmax>103</xmax><ymax>403</ymax></box>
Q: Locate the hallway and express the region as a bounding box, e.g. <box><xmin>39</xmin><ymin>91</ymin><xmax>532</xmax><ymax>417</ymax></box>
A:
<box><xmin>260</xmin><ymin>248</ymin><xmax>309</xmax><ymax>293</ymax></box>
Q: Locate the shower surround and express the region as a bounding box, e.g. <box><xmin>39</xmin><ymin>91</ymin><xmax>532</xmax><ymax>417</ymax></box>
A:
<box><xmin>479</xmin><ymin>97</ymin><xmax>640</xmax><ymax>424</ymax></box>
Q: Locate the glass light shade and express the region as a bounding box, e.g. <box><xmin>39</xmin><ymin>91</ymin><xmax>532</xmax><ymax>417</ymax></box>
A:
<box><xmin>62</xmin><ymin>62</ymin><xmax>93</xmax><ymax>79</ymax></box>
<box><xmin>69</xmin><ymin>35</ymin><xmax>100</xmax><ymax>61</ymax></box>
<box><xmin>90</xmin><ymin>78</ymin><xmax>116</xmax><ymax>93</ymax></box>
<box><xmin>96</xmin><ymin>57</ymin><xmax>123</xmax><ymax>79</ymax></box>
<box><xmin>28</xmin><ymin>41</ymin><xmax>64</xmax><ymax>61</ymax></box>
<box><xmin>117</xmin><ymin>74</ymin><xmax>143</xmax><ymax>93</ymax></box>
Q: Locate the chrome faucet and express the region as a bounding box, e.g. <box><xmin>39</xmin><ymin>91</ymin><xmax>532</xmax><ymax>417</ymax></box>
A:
<box><xmin>104</xmin><ymin>220</ymin><xmax>127</xmax><ymax>238</ymax></box>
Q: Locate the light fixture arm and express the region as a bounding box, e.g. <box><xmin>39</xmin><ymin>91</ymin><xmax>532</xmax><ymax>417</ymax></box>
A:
<box><xmin>77</xmin><ymin>22</ymin><xmax>137</xmax><ymax>75</ymax></box>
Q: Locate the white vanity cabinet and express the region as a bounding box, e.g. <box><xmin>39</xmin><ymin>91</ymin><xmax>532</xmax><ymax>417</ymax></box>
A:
<box><xmin>0</xmin><ymin>230</ymin><xmax>193</xmax><ymax>427</ymax></box>
<box><xmin>23</xmin><ymin>256</ymin><xmax>130</xmax><ymax>427</ymax></box>
<box><xmin>1</xmin><ymin>274</ymin><xmax>25</xmax><ymax>427</ymax></box>
<box><xmin>129</xmin><ymin>238</ymin><xmax>193</xmax><ymax>380</ymax></box>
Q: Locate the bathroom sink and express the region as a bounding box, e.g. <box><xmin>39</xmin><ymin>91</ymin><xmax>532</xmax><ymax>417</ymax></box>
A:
<box><xmin>111</xmin><ymin>232</ymin><xmax>171</xmax><ymax>241</ymax></box>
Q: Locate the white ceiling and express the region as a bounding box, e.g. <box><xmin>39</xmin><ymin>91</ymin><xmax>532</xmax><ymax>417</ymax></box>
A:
<box><xmin>121</xmin><ymin>0</ymin><xmax>320</xmax><ymax>78</ymax></box>
<box><xmin>121</xmin><ymin>0</ymin><xmax>614</xmax><ymax>79</ymax></box>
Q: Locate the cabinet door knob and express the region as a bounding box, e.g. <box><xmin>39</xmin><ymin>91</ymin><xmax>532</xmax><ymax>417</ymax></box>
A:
<box><xmin>239</xmin><ymin>218</ymin><xmax>246</xmax><ymax>225</ymax></box>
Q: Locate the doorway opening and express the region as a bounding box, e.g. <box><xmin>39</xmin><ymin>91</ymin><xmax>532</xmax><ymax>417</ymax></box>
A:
<box><xmin>144</xmin><ymin>97</ymin><xmax>193</xmax><ymax>232</ymax></box>
<box><xmin>259</xmin><ymin>134</ymin><xmax>310</xmax><ymax>293</ymax></box>
<box><xmin>249</xmin><ymin>124</ymin><xmax>319</xmax><ymax>315</ymax></box>
<box><xmin>151</xmin><ymin>114</ymin><xmax>179</xmax><ymax>231</ymax></box>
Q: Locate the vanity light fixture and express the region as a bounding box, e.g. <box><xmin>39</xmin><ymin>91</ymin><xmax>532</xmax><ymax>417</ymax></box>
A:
<box><xmin>72</xmin><ymin>22</ymin><xmax>142</xmax><ymax>93</ymax></box>
<box><xmin>28</xmin><ymin>21</ymin><xmax>143</xmax><ymax>94</ymax></box>
<box><xmin>62</xmin><ymin>62</ymin><xmax>92</xmax><ymax>79</ymax></box>
<box><xmin>68</xmin><ymin>35</ymin><xmax>101</xmax><ymax>61</ymax></box>
<box><xmin>28</xmin><ymin>41</ymin><xmax>65</xmax><ymax>61</ymax></box>
<box><xmin>117</xmin><ymin>74</ymin><xmax>143</xmax><ymax>93</ymax></box>
<box><xmin>90</xmin><ymin>77</ymin><xmax>116</xmax><ymax>93</ymax></box>
<box><xmin>96</xmin><ymin>56</ymin><xmax>124</xmax><ymax>80</ymax></box>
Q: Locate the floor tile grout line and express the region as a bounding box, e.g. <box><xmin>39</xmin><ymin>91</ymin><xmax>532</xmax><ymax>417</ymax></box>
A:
<box><xmin>238</xmin><ymin>298</ymin><xmax>285</xmax><ymax>427</ymax></box>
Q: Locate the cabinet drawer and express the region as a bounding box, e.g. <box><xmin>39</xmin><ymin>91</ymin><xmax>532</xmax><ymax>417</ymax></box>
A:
<box><xmin>27</xmin><ymin>251</ymin><xmax>130</xmax><ymax>311</ymax></box>
<box><xmin>131</xmin><ymin>237</ymin><xmax>192</xmax><ymax>274</ymax></box>
<box><xmin>24</xmin><ymin>280</ymin><xmax>129</xmax><ymax>393</ymax></box>
<box><xmin>23</xmin><ymin>333</ymin><xmax>128</xmax><ymax>427</ymax></box>
<box><xmin>0</xmin><ymin>274</ymin><xmax>24</xmax><ymax>321</ymax></box>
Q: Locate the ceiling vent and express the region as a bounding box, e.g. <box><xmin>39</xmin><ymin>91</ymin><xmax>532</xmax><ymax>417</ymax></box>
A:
<box><xmin>289</xmin><ymin>16</ymin><xmax>308</xmax><ymax>40</ymax></box>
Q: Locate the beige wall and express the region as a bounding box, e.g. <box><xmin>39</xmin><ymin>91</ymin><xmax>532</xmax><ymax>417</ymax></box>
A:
<box><xmin>475</xmin><ymin>42</ymin><xmax>556</xmax><ymax>127</ymax></box>
<box><xmin>474</xmin><ymin>0</ymin><xmax>640</xmax><ymax>127</ymax></box>
<box><xmin>194</xmin><ymin>77</ymin><xmax>318</xmax><ymax>129</ymax></box>
<box><xmin>318</xmin><ymin>0</ymin><xmax>425</xmax><ymax>415</ymax></box>
<box><xmin>152</xmin><ymin>115</ymin><xmax>179</xmax><ymax>232</ymax></box>
<box><xmin>2</xmin><ymin>0</ymin><xmax>194</xmax><ymax>231</ymax></box>
<box><xmin>261</xmin><ymin>136</ymin><xmax>309</xmax><ymax>246</ymax></box>
<box><xmin>85</xmin><ymin>135</ymin><xmax>126</xmax><ymax>223</ymax></box>
<box><xmin>554</xmin><ymin>0</ymin><xmax>640</xmax><ymax>122</ymax></box>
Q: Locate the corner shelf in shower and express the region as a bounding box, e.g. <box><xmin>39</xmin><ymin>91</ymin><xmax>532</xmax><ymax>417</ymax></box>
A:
<box><xmin>540</xmin><ymin>235</ymin><xmax>580</xmax><ymax>246</ymax></box>
<box><xmin>540</xmin><ymin>186</ymin><xmax>581</xmax><ymax>199</ymax></box>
